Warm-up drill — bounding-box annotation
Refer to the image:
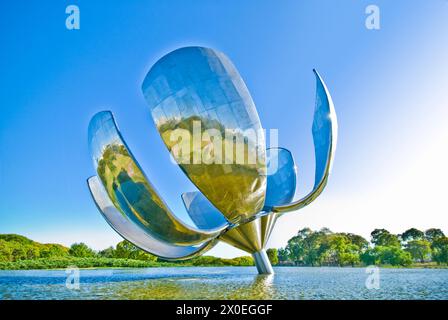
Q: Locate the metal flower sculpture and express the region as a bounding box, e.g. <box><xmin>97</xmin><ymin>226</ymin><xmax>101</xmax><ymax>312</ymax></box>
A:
<box><xmin>87</xmin><ymin>46</ymin><xmax>337</xmax><ymax>274</ymax></box>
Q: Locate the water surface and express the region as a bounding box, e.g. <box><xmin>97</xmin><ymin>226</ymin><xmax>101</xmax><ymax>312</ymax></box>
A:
<box><xmin>0</xmin><ymin>267</ymin><xmax>447</xmax><ymax>300</ymax></box>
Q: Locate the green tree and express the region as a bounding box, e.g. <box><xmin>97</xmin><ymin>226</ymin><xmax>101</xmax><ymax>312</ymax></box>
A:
<box><xmin>11</xmin><ymin>246</ymin><xmax>27</xmax><ymax>261</ymax></box>
<box><xmin>431</xmin><ymin>237</ymin><xmax>448</xmax><ymax>264</ymax></box>
<box><xmin>361</xmin><ymin>246</ymin><xmax>412</xmax><ymax>266</ymax></box>
<box><xmin>401</xmin><ymin>228</ymin><xmax>424</xmax><ymax>242</ymax></box>
<box><xmin>191</xmin><ymin>256</ymin><xmax>224</xmax><ymax>266</ymax></box>
<box><xmin>405</xmin><ymin>239</ymin><xmax>431</xmax><ymax>263</ymax></box>
<box><xmin>320</xmin><ymin>234</ymin><xmax>361</xmax><ymax>266</ymax></box>
<box><xmin>0</xmin><ymin>234</ymin><xmax>35</xmax><ymax>244</ymax></box>
<box><xmin>335</xmin><ymin>236</ymin><xmax>361</xmax><ymax>266</ymax></box>
<box><xmin>283</xmin><ymin>228</ymin><xmax>366</xmax><ymax>267</ymax></box>
<box><xmin>319</xmin><ymin>227</ymin><xmax>333</xmax><ymax>235</ymax></box>
<box><xmin>371</xmin><ymin>229</ymin><xmax>401</xmax><ymax>247</ymax></box>
<box><xmin>360</xmin><ymin>248</ymin><xmax>376</xmax><ymax>265</ymax></box>
<box><xmin>0</xmin><ymin>240</ymin><xmax>12</xmax><ymax>262</ymax></box>
<box><xmin>266</xmin><ymin>248</ymin><xmax>279</xmax><ymax>265</ymax></box>
<box><xmin>0</xmin><ymin>235</ymin><xmax>70</xmax><ymax>261</ymax></box>
<box><xmin>285</xmin><ymin>228</ymin><xmax>313</xmax><ymax>265</ymax></box>
<box><xmin>230</xmin><ymin>256</ymin><xmax>254</xmax><ymax>266</ymax></box>
<box><xmin>25</xmin><ymin>246</ymin><xmax>40</xmax><ymax>260</ymax></box>
<box><xmin>115</xmin><ymin>240</ymin><xmax>157</xmax><ymax>261</ymax></box>
<box><xmin>277</xmin><ymin>248</ymin><xmax>289</xmax><ymax>263</ymax></box>
<box><xmin>69</xmin><ymin>243</ymin><xmax>96</xmax><ymax>258</ymax></box>
<box><xmin>302</xmin><ymin>229</ymin><xmax>329</xmax><ymax>266</ymax></box>
<box><xmin>424</xmin><ymin>228</ymin><xmax>445</xmax><ymax>243</ymax></box>
<box><xmin>39</xmin><ymin>244</ymin><xmax>69</xmax><ymax>258</ymax></box>
<box><xmin>346</xmin><ymin>233</ymin><xmax>369</xmax><ymax>251</ymax></box>
<box><xmin>98</xmin><ymin>246</ymin><xmax>116</xmax><ymax>258</ymax></box>
<box><xmin>375</xmin><ymin>246</ymin><xmax>412</xmax><ymax>266</ymax></box>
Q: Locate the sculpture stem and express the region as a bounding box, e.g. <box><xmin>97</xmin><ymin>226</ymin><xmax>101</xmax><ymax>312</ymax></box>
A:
<box><xmin>252</xmin><ymin>249</ymin><xmax>274</xmax><ymax>274</ymax></box>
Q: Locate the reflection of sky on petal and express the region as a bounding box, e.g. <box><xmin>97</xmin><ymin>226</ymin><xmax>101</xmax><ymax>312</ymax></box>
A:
<box><xmin>87</xmin><ymin>112</ymin><xmax>223</xmax><ymax>246</ymax></box>
<box><xmin>88</xmin><ymin>112</ymin><xmax>122</xmax><ymax>168</ymax></box>
<box><xmin>265</xmin><ymin>148</ymin><xmax>296</xmax><ymax>207</ymax></box>
<box><xmin>88</xmin><ymin>176</ymin><xmax>216</xmax><ymax>259</ymax></box>
<box><xmin>182</xmin><ymin>191</ymin><xmax>228</xmax><ymax>230</ymax></box>
<box><xmin>142</xmin><ymin>47</ymin><xmax>267</xmax><ymax>222</ymax></box>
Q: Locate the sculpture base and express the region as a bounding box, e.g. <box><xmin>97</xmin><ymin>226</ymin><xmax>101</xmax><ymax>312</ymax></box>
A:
<box><xmin>252</xmin><ymin>250</ymin><xmax>274</xmax><ymax>274</ymax></box>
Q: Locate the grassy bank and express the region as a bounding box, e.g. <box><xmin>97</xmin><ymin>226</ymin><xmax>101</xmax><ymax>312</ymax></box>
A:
<box><xmin>378</xmin><ymin>262</ymin><xmax>448</xmax><ymax>269</ymax></box>
<box><xmin>0</xmin><ymin>257</ymin><xmax>168</xmax><ymax>270</ymax></box>
<box><xmin>0</xmin><ymin>255</ymin><xmax>256</xmax><ymax>270</ymax></box>
<box><xmin>0</xmin><ymin>234</ymin><xmax>259</xmax><ymax>270</ymax></box>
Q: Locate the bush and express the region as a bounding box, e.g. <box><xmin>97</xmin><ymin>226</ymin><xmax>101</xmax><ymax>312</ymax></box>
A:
<box><xmin>231</xmin><ymin>256</ymin><xmax>254</xmax><ymax>266</ymax></box>
<box><xmin>69</xmin><ymin>243</ymin><xmax>96</xmax><ymax>258</ymax></box>
<box><xmin>189</xmin><ymin>255</ymin><xmax>254</xmax><ymax>267</ymax></box>
<box><xmin>0</xmin><ymin>257</ymin><xmax>163</xmax><ymax>270</ymax></box>
<box><xmin>373</xmin><ymin>246</ymin><xmax>412</xmax><ymax>266</ymax></box>
<box><xmin>432</xmin><ymin>237</ymin><xmax>448</xmax><ymax>264</ymax></box>
<box><xmin>114</xmin><ymin>240</ymin><xmax>157</xmax><ymax>261</ymax></box>
<box><xmin>266</xmin><ymin>248</ymin><xmax>279</xmax><ymax>265</ymax></box>
<box><xmin>405</xmin><ymin>240</ymin><xmax>431</xmax><ymax>263</ymax></box>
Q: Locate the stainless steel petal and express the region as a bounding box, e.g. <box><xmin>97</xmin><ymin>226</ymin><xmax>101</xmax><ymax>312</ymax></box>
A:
<box><xmin>219</xmin><ymin>218</ymin><xmax>263</xmax><ymax>253</ymax></box>
<box><xmin>87</xmin><ymin>176</ymin><xmax>217</xmax><ymax>260</ymax></box>
<box><xmin>264</xmin><ymin>147</ymin><xmax>297</xmax><ymax>208</ymax></box>
<box><xmin>259</xmin><ymin>213</ymin><xmax>278</xmax><ymax>249</ymax></box>
<box><xmin>88</xmin><ymin>111</ymin><xmax>226</xmax><ymax>246</ymax></box>
<box><xmin>181</xmin><ymin>191</ymin><xmax>228</xmax><ymax>230</ymax></box>
<box><xmin>272</xmin><ymin>69</ymin><xmax>337</xmax><ymax>213</ymax></box>
<box><xmin>181</xmin><ymin>190</ymin><xmax>265</xmax><ymax>253</ymax></box>
<box><xmin>142</xmin><ymin>46</ymin><xmax>267</xmax><ymax>223</ymax></box>
<box><xmin>181</xmin><ymin>147</ymin><xmax>296</xmax><ymax>252</ymax></box>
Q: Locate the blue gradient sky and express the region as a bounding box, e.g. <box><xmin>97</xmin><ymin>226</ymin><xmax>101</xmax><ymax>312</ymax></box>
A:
<box><xmin>1</xmin><ymin>1</ymin><xmax>447</xmax><ymax>257</ymax></box>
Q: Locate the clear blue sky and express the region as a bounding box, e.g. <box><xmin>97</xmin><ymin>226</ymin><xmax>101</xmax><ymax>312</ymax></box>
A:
<box><xmin>1</xmin><ymin>1</ymin><xmax>447</xmax><ymax>257</ymax></box>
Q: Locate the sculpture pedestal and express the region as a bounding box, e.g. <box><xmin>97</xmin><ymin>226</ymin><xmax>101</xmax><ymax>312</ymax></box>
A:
<box><xmin>252</xmin><ymin>249</ymin><xmax>274</xmax><ymax>274</ymax></box>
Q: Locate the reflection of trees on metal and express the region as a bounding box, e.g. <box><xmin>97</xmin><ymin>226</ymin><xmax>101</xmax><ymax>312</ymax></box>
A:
<box><xmin>87</xmin><ymin>47</ymin><xmax>337</xmax><ymax>274</ymax></box>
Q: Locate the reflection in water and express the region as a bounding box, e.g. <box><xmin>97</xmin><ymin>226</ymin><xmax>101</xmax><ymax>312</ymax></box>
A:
<box><xmin>113</xmin><ymin>274</ymin><xmax>276</xmax><ymax>300</ymax></box>
<box><xmin>230</xmin><ymin>275</ymin><xmax>276</xmax><ymax>300</ymax></box>
<box><xmin>1</xmin><ymin>267</ymin><xmax>447</xmax><ymax>300</ymax></box>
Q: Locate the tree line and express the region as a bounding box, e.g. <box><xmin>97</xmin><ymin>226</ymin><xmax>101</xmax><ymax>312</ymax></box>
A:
<box><xmin>0</xmin><ymin>234</ymin><xmax>257</xmax><ymax>268</ymax></box>
<box><xmin>1</xmin><ymin>227</ymin><xmax>447</xmax><ymax>269</ymax></box>
<box><xmin>0</xmin><ymin>234</ymin><xmax>171</xmax><ymax>263</ymax></box>
<box><xmin>277</xmin><ymin>227</ymin><xmax>448</xmax><ymax>267</ymax></box>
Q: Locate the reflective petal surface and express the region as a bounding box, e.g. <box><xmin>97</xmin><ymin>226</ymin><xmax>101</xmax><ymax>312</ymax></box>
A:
<box><xmin>312</xmin><ymin>70</ymin><xmax>338</xmax><ymax>188</ymax></box>
<box><xmin>264</xmin><ymin>148</ymin><xmax>297</xmax><ymax>208</ymax></box>
<box><xmin>142</xmin><ymin>46</ymin><xmax>267</xmax><ymax>223</ymax></box>
<box><xmin>88</xmin><ymin>176</ymin><xmax>216</xmax><ymax>260</ymax></box>
<box><xmin>272</xmin><ymin>70</ymin><xmax>337</xmax><ymax>213</ymax></box>
<box><xmin>88</xmin><ymin>111</ymin><xmax>225</xmax><ymax>245</ymax></box>
<box><xmin>181</xmin><ymin>192</ymin><xmax>228</xmax><ymax>230</ymax></box>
